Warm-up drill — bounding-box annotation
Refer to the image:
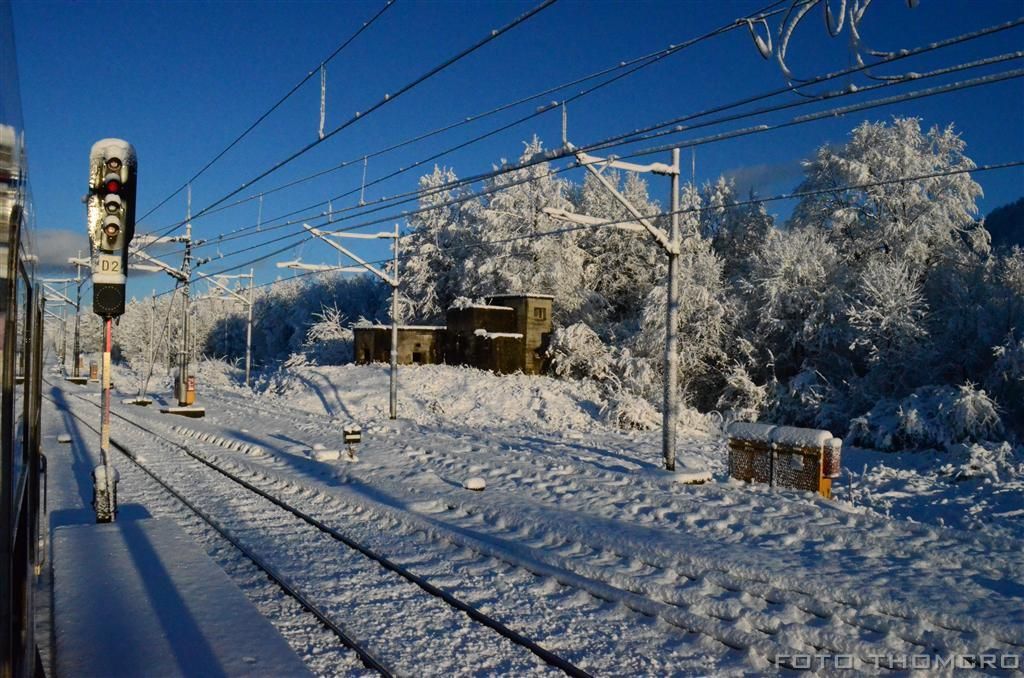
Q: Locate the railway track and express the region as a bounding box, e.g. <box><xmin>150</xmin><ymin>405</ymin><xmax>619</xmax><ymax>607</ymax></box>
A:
<box><xmin>205</xmin><ymin>387</ymin><xmax>1024</xmax><ymax>562</ymax></box>
<box><xmin>50</xmin><ymin>385</ymin><xmax>593</xmax><ymax>676</ymax></box>
<box><xmin>197</xmin><ymin>390</ymin><xmax>1024</xmax><ymax>620</ymax></box>
<box><xmin>44</xmin><ymin>390</ymin><xmax>380</xmax><ymax>676</ymax></box>
<box><xmin>157</xmin><ymin>389</ymin><xmax>1024</xmax><ymax>670</ymax></box>
<box><xmin>55</xmin><ymin>383</ymin><xmax>1024</xmax><ymax>674</ymax></box>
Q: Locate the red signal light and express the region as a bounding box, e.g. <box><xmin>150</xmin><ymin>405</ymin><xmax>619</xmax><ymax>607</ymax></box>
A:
<box><xmin>105</xmin><ymin>179</ymin><xmax>121</xmax><ymax>194</ymax></box>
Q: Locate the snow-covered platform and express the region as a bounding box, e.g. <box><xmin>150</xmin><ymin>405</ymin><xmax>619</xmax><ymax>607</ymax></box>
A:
<box><xmin>53</xmin><ymin>518</ymin><xmax>309</xmax><ymax>677</ymax></box>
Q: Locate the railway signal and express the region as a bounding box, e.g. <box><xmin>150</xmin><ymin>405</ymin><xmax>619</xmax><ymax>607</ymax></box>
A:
<box><xmin>88</xmin><ymin>139</ymin><xmax>137</xmax><ymax>318</ymax></box>
<box><xmin>85</xmin><ymin>138</ymin><xmax>137</xmax><ymax>522</ymax></box>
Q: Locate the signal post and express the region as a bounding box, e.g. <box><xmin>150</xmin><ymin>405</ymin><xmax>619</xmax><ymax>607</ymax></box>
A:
<box><xmin>86</xmin><ymin>138</ymin><xmax>136</xmax><ymax>523</ymax></box>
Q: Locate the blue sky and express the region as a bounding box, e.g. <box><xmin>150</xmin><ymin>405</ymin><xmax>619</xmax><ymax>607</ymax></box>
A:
<box><xmin>12</xmin><ymin>0</ymin><xmax>1023</xmax><ymax>298</ymax></box>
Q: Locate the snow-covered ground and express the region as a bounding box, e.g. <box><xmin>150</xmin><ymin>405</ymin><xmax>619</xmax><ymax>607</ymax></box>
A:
<box><xmin>75</xmin><ymin>359</ymin><xmax>1024</xmax><ymax>673</ymax></box>
<box><xmin>210</xmin><ymin>360</ymin><xmax>1023</xmax><ymax>542</ymax></box>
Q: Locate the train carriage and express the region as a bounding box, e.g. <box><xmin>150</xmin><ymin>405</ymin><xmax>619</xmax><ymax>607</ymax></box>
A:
<box><xmin>1</xmin><ymin>1</ymin><xmax>46</xmax><ymax>674</ymax></box>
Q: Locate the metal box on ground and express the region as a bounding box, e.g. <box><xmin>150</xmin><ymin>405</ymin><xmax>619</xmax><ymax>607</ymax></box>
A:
<box><xmin>726</xmin><ymin>422</ymin><xmax>842</xmax><ymax>498</ymax></box>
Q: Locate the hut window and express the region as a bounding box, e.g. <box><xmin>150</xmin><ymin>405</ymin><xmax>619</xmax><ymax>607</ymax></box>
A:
<box><xmin>533</xmin><ymin>307</ymin><xmax>547</xmax><ymax>320</ymax></box>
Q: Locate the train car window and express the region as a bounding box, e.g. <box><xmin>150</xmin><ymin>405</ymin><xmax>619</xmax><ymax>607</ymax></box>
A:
<box><xmin>11</xmin><ymin>263</ymin><xmax>27</xmax><ymax>509</ymax></box>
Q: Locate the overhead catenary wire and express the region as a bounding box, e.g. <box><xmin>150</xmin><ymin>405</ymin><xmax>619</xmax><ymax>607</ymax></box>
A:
<box><xmin>155</xmin><ymin>16</ymin><xmax>1024</xmax><ymax>256</ymax></box>
<box><xmin>148</xmin><ymin>0</ymin><xmax>801</xmax><ymax>233</ymax></box>
<box><xmin>135</xmin><ymin>0</ymin><xmax>398</xmax><ymax>228</ymax></box>
<box><xmin>150</xmin><ymin>65</ymin><xmax>1024</xmax><ymax>290</ymax></box>
<box><xmin>134</xmin><ymin>0</ymin><xmax>556</xmax><ymax>257</ymax></box>
<box><xmin>309</xmin><ymin>159</ymin><xmax>1024</xmax><ymax>274</ymax></box>
<box><xmin>149</xmin><ymin>55</ymin><xmax>1024</xmax><ymax>267</ymax></box>
<box><xmin>185</xmin><ymin>0</ymin><xmax>560</xmax><ymax>222</ymax></box>
<box><xmin>166</xmin><ymin>159</ymin><xmax>1024</xmax><ymax>301</ymax></box>
<box><xmin>179</xmin><ymin>158</ymin><xmax>1024</xmax><ymax>323</ymax></box>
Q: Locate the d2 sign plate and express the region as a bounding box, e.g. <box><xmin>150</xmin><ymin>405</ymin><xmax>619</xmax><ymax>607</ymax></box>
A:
<box><xmin>94</xmin><ymin>253</ymin><xmax>125</xmax><ymax>284</ymax></box>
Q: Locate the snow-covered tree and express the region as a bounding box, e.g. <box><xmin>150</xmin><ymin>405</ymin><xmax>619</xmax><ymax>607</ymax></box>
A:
<box><xmin>575</xmin><ymin>170</ymin><xmax>665</xmax><ymax>336</ymax></box>
<box><xmin>465</xmin><ymin>137</ymin><xmax>589</xmax><ymax>317</ymax></box>
<box><xmin>792</xmin><ymin>117</ymin><xmax>983</xmax><ymax>268</ymax></box>
<box><xmin>743</xmin><ymin>224</ymin><xmax>847</xmax><ymax>375</ymax></box>
<box><xmin>400</xmin><ymin>166</ymin><xmax>475</xmax><ymax>323</ymax></box>
<box><xmin>846</xmin><ymin>257</ymin><xmax>929</xmax><ymax>372</ymax></box>
<box><xmin>634</xmin><ymin>185</ymin><xmax>730</xmax><ymax>409</ymax></box>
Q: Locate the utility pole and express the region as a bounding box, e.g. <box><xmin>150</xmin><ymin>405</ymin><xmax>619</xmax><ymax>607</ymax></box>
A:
<box><xmin>66</xmin><ymin>256</ymin><xmax>89</xmax><ymax>383</ymax></box>
<box><xmin>389</xmin><ymin>222</ymin><xmax>399</xmax><ymax>420</ymax></box>
<box><xmin>60</xmin><ymin>280</ymin><xmax>68</xmax><ymax>369</ymax></box>
<box><xmin>41</xmin><ymin>278</ymin><xmax>77</xmax><ymax>373</ymax></box>
<box><xmin>664</xmin><ymin>148</ymin><xmax>681</xmax><ymax>472</ymax></box>
<box><xmin>70</xmin><ymin>253</ymin><xmax>86</xmax><ymax>379</ymax></box>
<box><xmin>545</xmin><ymin>145</ymin><xmax>682</xmax><ymax>472</ymax></box>
<box><xmin>129</xmin><ymin>290</ymin><xmax>159</xmax><ymax>405</ymax></box>
<box><xmin>130</xmin><ymin>192</ymin><xmax>203</xmax><ymax>414</ymax></box>
<box><xmin>178</xmin><ymin>186</ymin><xmax>193</xmax><ymax>407</ymax></box>
<box><xmin>300</xmin><ymin>223</ymin><xmax>401</xmax><ymax>419</ymax></box>
<box><xmin>247</xmin><ymin>268</ymin><xmax>254</xmax><ymax>386</ymax></box>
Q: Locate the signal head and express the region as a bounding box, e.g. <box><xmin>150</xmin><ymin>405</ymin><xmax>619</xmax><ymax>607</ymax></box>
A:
<box><xmin>102</xmin><ymin>216</ymin><xmax>121</xmax><ymax>239</ymax></box>
<box><xmin>104</xmin><ymin>173</ymin><xmax>121</xmax><ymax>194</ymax></box>
<box><xmin>103</xmin><ymin>193</ymin><xmax>122</xmax><ymax>214</ymax></box>
<box><xmin>89</xmin><ymin>138</ymin><xmax>137</xmax><ymax>318</ymax></box>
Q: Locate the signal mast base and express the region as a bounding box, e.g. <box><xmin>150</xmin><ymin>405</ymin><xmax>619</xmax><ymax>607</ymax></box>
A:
<box><xmin>159</xmin><ymin>406</ymin><xmax>206</xmax><ymax>418</ymax></box>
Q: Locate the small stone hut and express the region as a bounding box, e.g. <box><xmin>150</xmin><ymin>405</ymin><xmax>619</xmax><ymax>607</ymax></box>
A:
<box><xmin>353</xmin><ymin>293</ymin><xmax>553</xmax><ymax>375</ymax></box>
<box><xmin>352</xmin><ymin>325</ymin><xmax>446</xmax><ymax>365</ymax></box>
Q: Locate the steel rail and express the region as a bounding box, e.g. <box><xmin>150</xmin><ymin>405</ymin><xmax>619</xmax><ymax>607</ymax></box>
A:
<box><xmin>54</xmin><ymin>386</ymin><xmax>592</xmax><ymax>678</ymax></box>
<box><xmin>43</xmin><ymin>388</ymin><xmax>394</xmax><ymax>676</ymax></box>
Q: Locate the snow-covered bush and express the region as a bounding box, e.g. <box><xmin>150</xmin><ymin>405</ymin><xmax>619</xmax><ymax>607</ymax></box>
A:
<box><xmin>600</xmin><ymin>391</ymin><xmax>660</xmax><ymax>430</ymax></box>
<box><xmin>849</xmin><ymin>383</ymin><xmax>1003</xmax><ymax>450</ymax></box>
<box><xmin>988</xmin><ymin>334</ymin><xmax>1024</xmax><ymax>433</ymax></box>
<box><xmin>715</xmin><ymin>364</ymin><xmax>768</xmax><ymax>423</ymax></box>
<box><xmin>301</xmin><ymin>304</ymin><xmax>354</xmax><ymax>365</ymax></box>
<box><xmin>547</xmin><ymin>322</ymin><xmax>616</xmax><ymax>383</ymax></box>
<box><xmin>943</xmin><ymin>441</ymin><xmax>1022</xmax><ymax>483</ymax></box>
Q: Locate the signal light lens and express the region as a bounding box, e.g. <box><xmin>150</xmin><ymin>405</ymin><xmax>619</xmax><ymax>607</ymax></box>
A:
<box><xmin>104</xmin><ymin>196</ymin><xmax>121</xmax><ymax>214</ymax></box>
<box><xmin>105</xmin><ymin>179</ymin><xmax>121</xmax><ymax>193</ymax></box>
<box><xmin>106</xmin><ymin>157</ymin><xmax>122</xmax><ymax>171</ymax></box>
<box><xmin>102</xmin><ymin>216</ymin><xmax>121</xmax><ymax>238</ymax></box>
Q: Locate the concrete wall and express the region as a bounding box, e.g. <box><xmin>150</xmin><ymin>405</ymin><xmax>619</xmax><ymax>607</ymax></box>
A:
<box><xmin>353</xmin><ymin>327</ymin><xmax>445</xmax><ymax>365</ymax></box>
<box><xmin>474</xmin><ymin>334</ymin><xmax>525</xmax><ymax>374</ymax></box>
<box><xmin>445</xmin><ymin>305</ymin><xmax>517</xmax><ymax>367</ymax></box>
<box><xmin>353</xmin><ymin>295</ymin><xmax>553</xmax><ymax>375</ymax></box>
<box><xmin>486</xmin><ymin>294</ymin><xmax>553</xmax><ymax>374</ymax></box>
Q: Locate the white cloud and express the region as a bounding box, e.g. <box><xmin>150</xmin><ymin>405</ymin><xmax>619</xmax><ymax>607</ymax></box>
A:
<box><xmin>723</xmin><ymin>160</ymin><xmax>803</xmax><ymax>198</ymax></box>
<box><xmin>33</xmin><ymin>228</ymin><xmax>88</xmax><ymax>272</ymax></box>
